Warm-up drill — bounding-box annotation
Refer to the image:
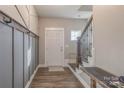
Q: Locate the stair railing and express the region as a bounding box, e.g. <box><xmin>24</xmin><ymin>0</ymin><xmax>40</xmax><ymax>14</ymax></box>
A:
<box><xmin>76</xmin><ymin>15</ymin><xmax>93</xmax><ymax>68</ymax></box>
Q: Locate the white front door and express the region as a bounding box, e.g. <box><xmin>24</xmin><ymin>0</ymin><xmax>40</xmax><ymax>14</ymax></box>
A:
<box><xmin>45</xmin><ymin>28</ymin><xmax>64</xmax><ymax>66</ymax></box>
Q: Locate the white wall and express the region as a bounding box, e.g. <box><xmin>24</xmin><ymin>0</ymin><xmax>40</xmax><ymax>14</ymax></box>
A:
<box><xmin>93</xmin><ymin>5</ymin><xmax>124</xmax><ymax>76</ymax></box>
<box><xmin>38</xmin><ymin>18</ymin><xmax>87</xmax><ymax>65</ymax></box>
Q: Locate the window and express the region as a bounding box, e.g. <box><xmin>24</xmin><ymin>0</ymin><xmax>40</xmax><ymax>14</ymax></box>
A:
<box><xmin>71</xmin><ymin>30</ymin><xmax>81</xmax><ymax>41</ymax></box>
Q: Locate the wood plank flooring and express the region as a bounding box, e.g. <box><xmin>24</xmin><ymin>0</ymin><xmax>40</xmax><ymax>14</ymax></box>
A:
<box><xmin>31</xmin><ymin>67</ymin><xmax>84</xmax><ymax>88</ymax></box>
<box><xmin>68</xmin><ymin>63</ymin><xmax>77</xmax><ymax>71</ymax></box>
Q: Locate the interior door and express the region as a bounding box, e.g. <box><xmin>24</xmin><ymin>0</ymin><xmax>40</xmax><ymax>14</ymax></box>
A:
<box><xmin>24</xmin><ymin>33</ymin><xmax>29</xmax><ymax>86</ymax></box>
<box><xmin>32</xmin><ymin>37</ymin><xmax>36</xmax><ymax>72</ymax></box>
<box><xmin>14</xmin><ymin>29</ymin><xmax>24</xmax><ymax>88</ymax></box>
<box><xmin>0</xmin><ymin>22</ymin><xmax>13</xmax><ymax>88</ymax></box>
<box><xmin>35</xmin><ymin>37</ymin><xmax>39</xmax><ymax>68</ymax></box>
<box><xmin>45</xmin><ymin>28</ymin><xmax>64</xmax><ymax>66</ymax></box>
<box><xmin>29</xmin><ymin>36</ymin><xmax>33</xmax><ymax>77</ymax></box>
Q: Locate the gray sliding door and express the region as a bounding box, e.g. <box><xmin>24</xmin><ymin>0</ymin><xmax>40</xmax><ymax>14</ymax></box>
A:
<box><xmin>29</xmin><ymin>36</ymin><xmax>33</xmax><ymax>77</ymax></box>
<box><xmin>37</xmin><ymin>38</ymin><xmax>39</xmax><ymax>66</ymax></box>
<box><xmin>0</xmin><ymin>22</ymin><xmax>13</xmax><ymax>88</ymax></box>
<box><xmin>24</xmin><ymin>33</ymin><xmax>29</xmax><ymax>86</ymax></box>
<box><xmin>29</xmin><ymin>36</ymin><xmax>36</xmax><ymax>78</ymax></box>
<box><xmin>0</xmin><ymin>13</ymin><xmax>39</xmax><ymax>88</ymax></box>
<box><xmin>35</xmin><ymin>38</ymin><xmax>39</xmax><ymax>68</ymax></box>
<box><xmin>14</xmin><ymin>29</ymin><xmax>24</xmax><ymax>88</ymax></box>
<box><xmin>32</xmin><ymin>37</ymin><xmax>36</xmax><ymax>72</ymax></box>
<box><xmin>35</xmin><ymin>38</ymin><xmax>38</xmax><ymax>68</ymax></box>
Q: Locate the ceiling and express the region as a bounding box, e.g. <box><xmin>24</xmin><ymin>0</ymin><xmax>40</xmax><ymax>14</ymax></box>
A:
<box><xmin>34</xmin><ymin>5</ymin><xmax>92</xmax><ymax>19</ymax></box>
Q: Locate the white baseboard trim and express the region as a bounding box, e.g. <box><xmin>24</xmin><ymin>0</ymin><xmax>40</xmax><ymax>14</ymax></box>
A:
<box><xmin>67</xmin><ymin>64</ymin><xmax>90</xmax><ymax>88</ymax></box>
<box><xmin>25</xmin><ymin>65</ymin><xmax>40</xmax><ymax>88</ymax></box>
<box><xmin>38</xmin><ymin>64</ymin><xmax>47</xmax><ymax>67</ymax></box>
<box><xmin>39</xmin><ymin>64</ymin><xmax>68</xmax><ymax>67</ymax></box>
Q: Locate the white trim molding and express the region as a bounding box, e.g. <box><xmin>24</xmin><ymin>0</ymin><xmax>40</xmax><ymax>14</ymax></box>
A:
<box><xmin>45</xmin><ymin>27</ymin><xmax>64</xmax><ymax>31</ymax></box>
<box><xmin>67</xmin><ymin>64</ymin><xmax>90</xmax><ymax>88</ymax></box>
<box><xmin>38</xmin><ymin>64</ymin><xmax>47</xmax><ymax>67</ymax></box>
<box><xmin>25</xmin><ymin>65</ymin><xmax>40</xmax><ymax>88</ymax></box>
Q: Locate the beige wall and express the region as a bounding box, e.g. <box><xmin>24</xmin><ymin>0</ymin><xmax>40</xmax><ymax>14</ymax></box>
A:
<box><xmin>0</xmin><ymin>5</ymin><xmax>25</xmax><ymax>26</ymax></box>
<box><xmin>16</xmin><ymin>5</ymin><xmax>29</xmax><ymax>28</ymax></box>
<box><xmin>29</xmin><ymin>6</ymin><xmax>39</xmax><ymax>35</ymax></box>
<box><xmin>39</xmin><ymin>18</ymin><xmax>87</xmax><ymax>64</ymax></box>
<box><xmin>16</xmin><ymin>5</ymin><xmax>39</xmax><ymax>35</ymax></box>
<box><xmin>93</xmin><ymin>5</ymin><xmax>124</xmax><ymax>76</ymax></box>
<box><xmin>0</xmin><ymin>5</ymin><xmax>38</xmax><ymax>35</ymax></box>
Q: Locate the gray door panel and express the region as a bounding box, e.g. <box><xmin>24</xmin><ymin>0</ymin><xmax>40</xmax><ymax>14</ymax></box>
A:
<box><xmin>29</xmin><ymin>36</ymin><xmax>33</xmax><ymax>77</ymax></box>
<box><xmin>35</xmin><ymin>38</ymin><xmax>39</xmax><ymax>67</ymax></box>
<box><xmin>35</xmin><ymin>38</ymin><xmax>38</xmax><ymax>68</ymax></box>
<box><xmin>0</xmin><ymin>22</ymin><xmax>13</xmax><ymax>88</ymax></box>
<box><xmin>14</xmin><ymin>29</ymin><xmax>24</xmax><ymax>88</ymax></box>
<box><xmin>24</xmin><ymin>33</ymin><xmax>29</xmax><ymax>86</ymax></box>
<box><xmin>32</xmin><ymin>37</ymin><xmax>36</xmax><ymax>72</ymax></box>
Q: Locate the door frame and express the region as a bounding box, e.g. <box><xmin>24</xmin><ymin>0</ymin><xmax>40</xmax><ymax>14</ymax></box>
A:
<box><xmin>45</xmin><ymin>28</ymin><xmax>65</xmax><ymax>67</ymax></box>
